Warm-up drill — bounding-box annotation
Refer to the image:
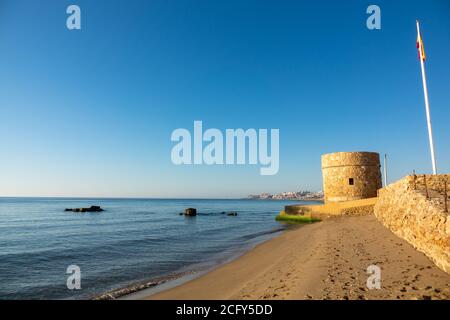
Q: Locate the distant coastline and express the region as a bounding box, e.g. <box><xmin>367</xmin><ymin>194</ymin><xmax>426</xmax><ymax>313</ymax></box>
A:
<box><xmin>246</xmin><ymin>191</ymin><xmax>324</xmax><ymax>201</ymax></box>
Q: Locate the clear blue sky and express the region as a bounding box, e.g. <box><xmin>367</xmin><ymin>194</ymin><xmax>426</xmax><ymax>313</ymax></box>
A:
<box><xmin>0</xmin><ymin>0</ymin><xmax>449</xmax><ymax>198</ymax></box>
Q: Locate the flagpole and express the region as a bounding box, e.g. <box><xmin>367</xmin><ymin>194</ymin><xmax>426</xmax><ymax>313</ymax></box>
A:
<box><xmin>416</xmin><ymin>20</ymin><xmax>437</xmax><ymax>174</ymax></box>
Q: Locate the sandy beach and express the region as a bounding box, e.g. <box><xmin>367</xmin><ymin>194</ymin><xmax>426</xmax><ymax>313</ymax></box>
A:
<box><xmin>147</xmin><ymin>215</ymin><xmax>450</xmax><ymax>300</ymax></box>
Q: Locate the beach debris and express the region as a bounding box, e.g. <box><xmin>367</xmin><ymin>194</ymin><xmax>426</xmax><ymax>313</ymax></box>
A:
<box><xmin>184</xmin><ymin>208</ymin><xmax>197</xmax><ymax>216</ymax></box>
<box><xmin>65</xmin><ymin>206</ymin><xmax>104</xmax><ymax>213</ymax></box>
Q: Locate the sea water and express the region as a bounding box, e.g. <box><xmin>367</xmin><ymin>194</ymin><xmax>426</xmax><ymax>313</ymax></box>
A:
<box><xmin>0</xmin><ymin>198</ymin><xmax>319</xmax><ymax>299</ymax></box>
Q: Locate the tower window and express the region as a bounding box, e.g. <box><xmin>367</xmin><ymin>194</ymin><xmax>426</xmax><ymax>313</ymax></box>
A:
<box><xmin>349</xmin><ymin>178</ymin><xmax>354</xmax><ymax>185</ymax></box>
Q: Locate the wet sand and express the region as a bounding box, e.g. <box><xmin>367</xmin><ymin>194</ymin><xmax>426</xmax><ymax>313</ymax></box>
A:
<box><xmin>146</xmin><ymin>215</ymin><xmax>450</xmax><ymax>300</ymax></box>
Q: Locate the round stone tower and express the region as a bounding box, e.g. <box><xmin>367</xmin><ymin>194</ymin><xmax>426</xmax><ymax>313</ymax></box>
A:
<box><xmin>321</xmin><ymin>152</ymin><xmax>382</xmax><ymax>203</ymax></box>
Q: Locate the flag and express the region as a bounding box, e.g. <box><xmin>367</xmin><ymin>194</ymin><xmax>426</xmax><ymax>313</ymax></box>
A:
<box><xmin>417</xmin><ymin>32</ymin><xmax>426</xmax><ymax>61</ymax></box>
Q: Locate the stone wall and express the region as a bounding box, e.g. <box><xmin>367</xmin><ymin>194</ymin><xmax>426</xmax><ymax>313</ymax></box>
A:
<box><xmin>374</xmin><ymin>175</ymin><xmax>450</xmax><ymax>274</ymax></box>
<box><xmin>409</xmin><ymin>174</ymin><xmax>450</xmax><ymax>194</ymax></box>
<box><xmin>340</xmin><ymin>204</ymin><xmax>375</xmax><ymax>216</ymax></box>
<box><xmin>322</xmin><ymin>152</ymin><xmax>382</xmax><ymax>203</ymax></box>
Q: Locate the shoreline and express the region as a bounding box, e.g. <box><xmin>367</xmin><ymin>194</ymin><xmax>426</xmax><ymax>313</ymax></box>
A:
<box><xmin>144</xmin><ymin>215</ymin><xmax>450</xmax><ymax>300</ymax></box>
<box><xmin>95</xmin><ymin>227</ymin><xmax>288</xmax><ymax>300</ymax></box>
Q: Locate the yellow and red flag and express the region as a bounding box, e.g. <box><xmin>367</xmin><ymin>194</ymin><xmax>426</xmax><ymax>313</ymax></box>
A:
<box><xmin>416</xmin><ymin>32</ymin><xmax>426</xmax><ymax>61</ymax></box>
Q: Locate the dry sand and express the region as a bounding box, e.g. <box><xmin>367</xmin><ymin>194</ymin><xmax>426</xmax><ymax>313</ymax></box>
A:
<box><xmin>146</xmin><ymin>215</ymin><xmax>450</xmax><ymax>300</ymax></box>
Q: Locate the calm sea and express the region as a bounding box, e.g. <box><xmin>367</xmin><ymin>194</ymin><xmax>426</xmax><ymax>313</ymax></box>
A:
<box><xmin>0</xmin><ymin>198</ymin><xmax>318</xmax><ymax>299</ymax></box>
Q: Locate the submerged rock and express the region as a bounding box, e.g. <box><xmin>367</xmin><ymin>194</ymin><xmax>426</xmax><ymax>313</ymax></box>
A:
<box><xmin>65</xmin><ymin>206</ymin><xmax>104</xmax><ymax>213</ymax></box>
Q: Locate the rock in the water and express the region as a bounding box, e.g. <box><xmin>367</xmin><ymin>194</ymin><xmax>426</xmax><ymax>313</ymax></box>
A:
<box><xmin>227</xmin><ymin>212</ymin><xmax>238</xmax><ymax>216</ymax></box>
<box><xmin>65</xmin><ymin>206</ymin><xmax>104</xmax><ymax>213</ymax></box>
<box><xmin>184</xmin><ymin>208</ymin><xmax>197</xmax><ymax>216</ymax></box>
<box><xmin>89</xmin><ymin>206</ymin><xmax>103</xmax><ymax>212</ymax></box>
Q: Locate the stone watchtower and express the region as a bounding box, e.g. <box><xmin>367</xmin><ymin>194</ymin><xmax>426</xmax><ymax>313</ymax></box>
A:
<box><xmin>321</xmin><ymin>152</ymin><xmax>382</xmax><ymax>203</ymax></box>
